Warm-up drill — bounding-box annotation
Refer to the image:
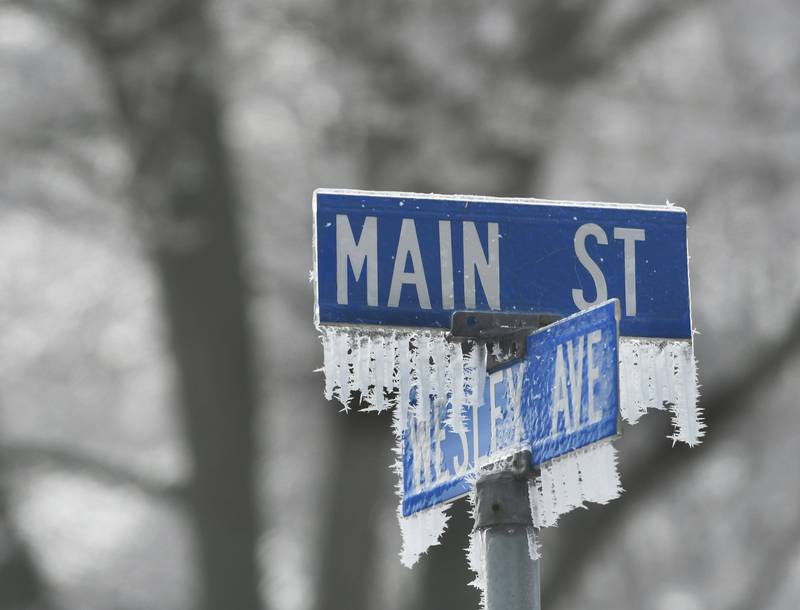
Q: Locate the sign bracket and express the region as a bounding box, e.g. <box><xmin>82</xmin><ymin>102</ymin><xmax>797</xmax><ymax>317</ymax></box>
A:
<box><xmin>449</xmin><ymin>311</ymin><xmax>560</xmax><ymax>371</ymax></box>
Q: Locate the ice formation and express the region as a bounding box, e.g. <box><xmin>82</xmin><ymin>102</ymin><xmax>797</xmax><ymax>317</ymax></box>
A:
<box><xmin>317</xmin><ymin>325</ymin><xmax>700</xmax><ymax>583</ymax></box>
<box><xmin>397</xmin><ymin>503</ymin><xmax>450</xmax><ymax>568</ymax></box>
<box><xmin>320</xmin><ymin>325</ymin><xmax>486</xmax><ymax>414</ymax></box>
<box><xmin>619</xmin><ymin>337</ymin><xmax>703</xmax><ymax>445</ymax></box>
<box><xmin>528</xmin><ymin>441</ymin><xmax>622</xmax><ymax>528</ymax></box>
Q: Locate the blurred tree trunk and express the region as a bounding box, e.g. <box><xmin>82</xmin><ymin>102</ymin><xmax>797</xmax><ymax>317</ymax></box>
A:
<box><xmin>312</xmin><ymin>3</ymin><xmax>409</xmax><ymax>609</ymax></box>
<box><xmin>0</xmin><ymin>493</ymin><xmax>46</xmax><ymax>610</ymax></box>
<box><xmin>314</xmin><ymin>409</ymin><xmax>395</xmax><ymax>610</ymax></box>
<box><xmin>79</xmin><ymin>2</ymin><xmax>263</xmax><ymax>609</ymax></box>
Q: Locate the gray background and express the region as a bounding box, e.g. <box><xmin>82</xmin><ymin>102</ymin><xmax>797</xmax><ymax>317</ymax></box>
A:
<box><xmin>1</xmin><ymin>1</ymin><xmax>799</xmax><ymax>609</ymax></box>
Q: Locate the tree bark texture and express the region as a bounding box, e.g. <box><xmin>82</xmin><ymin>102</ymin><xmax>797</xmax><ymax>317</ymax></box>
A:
<box><xmin>82</xmin><ymin>2</ymin><xmax>263</xmax><ymax>609</ymax></box>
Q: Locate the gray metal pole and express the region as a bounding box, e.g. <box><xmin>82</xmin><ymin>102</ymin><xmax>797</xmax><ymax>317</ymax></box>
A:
<box><xmin>475</xmin><ymin>453</ymin><xmax>541</xmax><ymax>610</ymax></box>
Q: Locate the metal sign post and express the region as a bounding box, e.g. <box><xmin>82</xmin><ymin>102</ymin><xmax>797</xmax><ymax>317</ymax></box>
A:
<box><xmin>475</xmin><ymin>452</ymin><xmax>541</xmax><ymax>610</ymax></box>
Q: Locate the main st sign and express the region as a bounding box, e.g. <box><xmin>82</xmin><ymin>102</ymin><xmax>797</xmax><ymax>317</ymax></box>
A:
<box><xmin>314</xmin><ymin>189</ymin><xmax>690</xmax><ymax>339</ymax></box>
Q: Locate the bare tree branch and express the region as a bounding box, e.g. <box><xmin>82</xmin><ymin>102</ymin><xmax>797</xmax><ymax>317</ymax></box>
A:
<box><xmin>518</xmin><ymin>0</ymin><xmax>702</xmax><ymax>85</ymax></box>
<box><xmin>0</xmin><ymin>442</ymin><xmax>187</xmax><ymax>503</ymax></box>
<box><xmin>65</xmin><ymin>2</ymin><xmax>265</xmax><ymax>609</ymax></box>
<box><xmin>544</xmin><ymin>303</ymin><xmax>800</xmax><ymax>606</ymax></box>
<box><xmin>581</xmin><ymin>0</ymin><xmax>701</xmax><ymax>78</ymax></box>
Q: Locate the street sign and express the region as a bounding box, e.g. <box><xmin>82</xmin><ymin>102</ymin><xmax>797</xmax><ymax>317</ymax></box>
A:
<box><xmin>313</xmin><ymin>189</ymin><xmax>690</xmax><ymax>339</ymax></box>
<box><xmin>401</xmin><ymin>299</ymin><xmax>620</xmax><ymax>517</ymax></box>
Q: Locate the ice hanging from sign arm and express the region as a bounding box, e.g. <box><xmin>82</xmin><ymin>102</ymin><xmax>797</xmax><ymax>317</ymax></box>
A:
<box><xmin>466</xmin><ymin>492</ymin><xmax>488</xmax><ymax>610</ymax></box>
<box><xmin>317</xmin><ymin>326</ymin><xmax>482</xmax><ymax>413</ymax></box>
<box><xmin>618</xmin><ymin>338</ymin><xmax>703</xmax><ymax>445</ymax></box>
<box><xmin>392</xmin><ymin>333</ymin><xmax>453</xmax><ymax>568</ymax></box>
<box><xmin>390</xmin><ymin>332</ymin><xmax>492</xmax><ymax>567</ymax></box>
<box><xmin>397</xmin><ymin>502</ymin><xmax>451</xmax><ymax>568</ymax></box>
<box><xmin>322</xmin><ymin>326</ymin><xmax>483</xmax><ymax>566</ymax></box>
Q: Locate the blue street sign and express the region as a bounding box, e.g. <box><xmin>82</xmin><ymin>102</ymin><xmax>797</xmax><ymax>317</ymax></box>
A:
<box><xmin>401</xmin><ymin>300</ymin><xmax>620</xmax><ymax>517</ymax></box>
<box><xmin>313</xmin><ymin>189</ymin><xmax>691</xmax><ymax>339</ymax></box>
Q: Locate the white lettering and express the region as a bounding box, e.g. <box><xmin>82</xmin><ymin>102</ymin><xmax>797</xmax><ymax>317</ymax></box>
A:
<box><xmin>336</xmin><ymin>215</ymin><xmax>377</xmax><ymax>306</ymax></box>
<box><xmin>566</xmin><ymin>336</ymin><xmax>585</xmax><ymax>428</ymax></box>
<box><xmin>586</xmin><ymin>329</ymin><xmax>604</xmax><ymax>422</ymax></box>
<box><xmin>613</xmin><ymin>227</ymin><xmax>646</xmax><ymax>316</ymax></box>
<box><xmin>552</xmin><ymin>344</ymin><xmax>573</xmax><ymax>434</ymax></box>
<box><xmin>453</xmin><ymin>419</ymin><xmax>469</xmax><ymax>476</ymax></box>
<box><xmin>572</xmin><ymin>223</ymin><xmax>608</xmax><ymax>310</ymax></box>
<box><xmin>439</xmin><ymin>221</ymin><xmax>455</xmax><ymax>309</ymax></box>
<box><xmin>472</xmin><ymin>401</ymin><xmax>482</xmax><ymax>461</ymax></box>
<box><xmin>463</xmin><ymin>221</ymin><xmax>500</xmax><ymax>310</ymax></box>
<box><xmin>388</xmin><ymin>219</ymin><xmax>431</xmax><ymax>309</ymax></box>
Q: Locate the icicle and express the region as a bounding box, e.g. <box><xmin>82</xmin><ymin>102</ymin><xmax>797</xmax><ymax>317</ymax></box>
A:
<box><xmin>442</xmin><ymin>338</ymin><xmax>454</xmax><ymax>398</ymax></box>
<box><xmin>553</xmin><ymin>454</ymin><xmax>583</xmax><ymax>513</ymax></box>
<box><xmin>463</xmin><ymin>343</ymin><xmax>475</xmax><ymax>410</ymax></box>
<box><xmin>414</xmin><ymin>332</ymin><xmax>432</xmax><ymax>416</ymax></box>
<box><xmin>527</xmin><ymin>443</ymin><xmax>620</xmax><ymax>529</ymax></box>
<box><xmin>465</xmin><ymin>343</ymin><xmax>486</xmax><ymax>409</ymax></box>
<box><xmin>345</xmin><ymin>331</ymin><xmax>360</xmax><ymax>401</ymax></box>
<box><xmin>668</xmin><ymin>349</ymin><xmax>704</xmax><ymax>446</ymax></box>
<box><xmin>391</xmin><ymin>382</ymin><xmax>405</xmax><ymax>477</ymax></box>
<box><xmin>389</xmin><ymin>330</ymin><xmax>400</xmax><ymax>402</ymax></box>
<box><xmin>398</xmin><ymin>505</ymin><xmax>450</xmax><ymax>568</ymax></box>
<box><xmin>652</xmin><ymin>341</ymin><xmax>666</xmax><ymax>408</ymax></box>
<box><xmin>362</xmin><ymin>334</ymin><xmax>385</xmax><ymax>412</ymax></box>
<box><xmin>449</xmin><ymin>342</ymin><xmax>466</xmax><ymax>417</ymax></box>
<box><xmin>398</xmin><ymin>333</ymin><xmax>412</xmax><ymax>414</ymax></box>
<box><xmin>528</xmin><ymin>478</ymin><xmax>542</xmax><ymax>528</ymax></box>
<box><xmin>525</xmin><ymin>526</ymin><xmax>540</xmax><ymax>561</ymax></box>
<box><xmin>619</xmin><ymin>339</ymin><xmax>646</xmax><ymax>423</ymax></box>
<box><xmin>536</xmin><ymin>466</ymin><xmax>559</xmax><ymax>527</ymax></box>
<box><xmin>466</xmin><ymin>490</ymin><xmax>487</xmax><ymax>608</ymax></box>
<box><xmin>356</xmin><ymin>335</ymin><xmax>372</xmax><ymax>403</ymax></box>
<box><xmin>321</xmin><ymin>330</ymin><xmax>336</xmax><ymax>401</ymax></box>
<box><xmin>333</xmin><ymin>329</ymin><xmax>350</xmax><ymax>405</ymax></box>
<box><xmin>474</xmin><ymin>344</ymin><xmax>487</xmax><ymax>406</ymax></box>
<box><xmin>431</xmin><ymin>333</ymin><xmax>448</xmax><ymax>403</ymax></box>
<box><xmin>467</xmin><ymin>528</ymin><xmax>487</xmax><ymax>606</ymax></box>
<box><xmin>618</xmin><ymin>338</ymin><xmax>702</xmax><ymax>445</ymax></box>
<box><xmin>575</xmin><ymin>443</ymin><xmax>621</xmax><ymax>505</ymax></box>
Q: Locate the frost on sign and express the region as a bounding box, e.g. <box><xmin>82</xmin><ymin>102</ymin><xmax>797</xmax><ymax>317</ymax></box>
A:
<box><xmin>400</xmin><ymin>300</ymin><xmax>621</xmax><ymax>518</ymax></box>
<box><xmin>312</xmin><ymin>189</ymin><xmax>701</xmax><ymax>578</ymax></box>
